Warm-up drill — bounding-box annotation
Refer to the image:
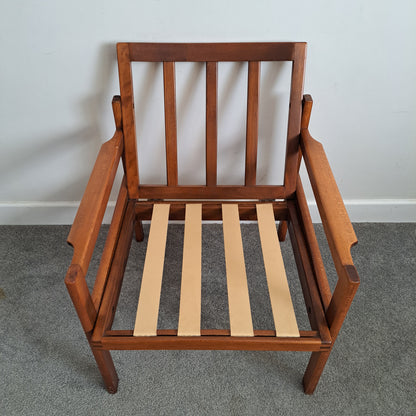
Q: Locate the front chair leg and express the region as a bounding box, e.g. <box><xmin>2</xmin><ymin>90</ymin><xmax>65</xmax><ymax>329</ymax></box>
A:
<box><xmin>91</xmin><ymin>348</ymin><xmax>119</xmax><ymax>394</ymax></box>
<box><xmin>303</xmin><ymin>350</ymin><xmax>331</xmax><ymax>394</ymax></box>
<box><xmin>135</xmin><ymin>218</ymin><xmax>144</xmax><ymax>242</ymax></box>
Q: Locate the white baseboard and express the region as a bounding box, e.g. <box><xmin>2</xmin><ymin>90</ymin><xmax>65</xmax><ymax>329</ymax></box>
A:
<box><xmin>0</xmin><ymin>201</ymin><xmax>116</xmax><ymax>225</ymax></box>
<box><xmin>0</xmin><ymin>199</ymin><xmax>415</xmax><ymax>225</ymax></box>
<box><xmin>307</xmin><ymin>199</ymin><xmax>416</xmax><ymax>223</ymax></box>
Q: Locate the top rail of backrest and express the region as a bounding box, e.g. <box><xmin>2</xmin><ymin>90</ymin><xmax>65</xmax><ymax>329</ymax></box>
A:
<box><xmin>124</xmin><ymin>42</ymin><xmax>303</xmax><ymax>62</ymax></box>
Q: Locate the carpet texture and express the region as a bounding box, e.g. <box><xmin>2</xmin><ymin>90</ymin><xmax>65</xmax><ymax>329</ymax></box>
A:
<box><xmin>0</xmin><ymin>223</ymin><xmax>415</xmax><ymax>415</ymax></box>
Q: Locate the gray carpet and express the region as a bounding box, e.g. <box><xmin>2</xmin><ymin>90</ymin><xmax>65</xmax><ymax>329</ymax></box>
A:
<box><xmin>0</xmin><ymin>223</ymin><xmax>415</xmax><ymax>415</ymax></box>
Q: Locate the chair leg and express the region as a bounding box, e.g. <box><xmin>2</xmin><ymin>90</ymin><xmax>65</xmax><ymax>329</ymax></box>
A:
<box><xmin>135</xmin><ymin>218</ymin><xmax>144</xmax><ymax>242</ymax></box>
<box><xmin>303</xmin><ymin>350</ymin><xmax>331</xmax><ymax>394</ymax></box>
<box><xmin>277</xmin><ymin>220</ymin><xmax>288</xmax><ymax>242</ymax></box>
<box><xmin>91</xmin><ymin>348</ymin><xmax>119</xmax><ymax>394</ymax></box>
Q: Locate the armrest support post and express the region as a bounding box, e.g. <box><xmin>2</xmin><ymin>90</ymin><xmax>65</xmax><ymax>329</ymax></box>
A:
<box><xmin>112</xmin><ymin>95</ymin><xmax>122</xmax><ymax>131</ymax></box>
<box><xmin>326</xmin><ymin>265</ymin><xmax>359</xmax><ymax>341</ymax></box>
<box><xmin>301</xmin><ymin>94</ymin><xmax>313</xmax><ymax>130</ymax></box>
<box><xmin>278</xmin><ymin>94</ymin><xmax>313</xmax><ymax>242</ymax></box>
<box><xmin>64</xmin><ymin>264</ymin><xmax>96</xmax><ymax>334</ymax></box>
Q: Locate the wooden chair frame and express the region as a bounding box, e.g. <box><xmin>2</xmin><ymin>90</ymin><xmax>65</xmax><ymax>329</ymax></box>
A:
<box><xmin>65</xmin><ymin>42</ymin><xmax>360</xmax><ymax>394</ymax></box>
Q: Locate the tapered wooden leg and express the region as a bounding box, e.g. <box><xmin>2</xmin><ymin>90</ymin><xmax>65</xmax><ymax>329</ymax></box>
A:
<box><xmin>277</xmin><ymin>220</ymin><xmax>288</xmax><ymax>242</ymax></box>
<box><xmin>303</xmin><ymin>350</ymin><xmax>331</xmax><ymax>394</ymax></box>
<box><xmin>135</xmin><ymin>218</ymin><xmax>144</xmax><ymax>242</ymax></box>
<box><xmin>91</xmin><ymin>348</ymin><xmax>119</xmax><ymax>394</ymax></box>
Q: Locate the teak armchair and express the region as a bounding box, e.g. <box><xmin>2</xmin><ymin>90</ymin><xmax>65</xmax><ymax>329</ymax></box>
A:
<box><xmin>65</xmin><ymin>42</ymin><xmax>360</xmax><ymax>394</ymax></box>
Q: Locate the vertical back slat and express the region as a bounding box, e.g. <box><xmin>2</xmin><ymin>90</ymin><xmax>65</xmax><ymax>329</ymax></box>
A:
<box><xmin>177</xmin><ymin>204</ymin><xmax>202</xmax><ymax>336</ymax></box>
<box><xmin>284</xmin><ymin>43</ymin><xmax>306</xmax><ymax>195</ymax></box>
<box><xmin>206</xmin><ymin>62</ymin><xmax>218</xmax><ymax>186</ymax></box>
<box><xmin>163</xmin><ymin>62</ymin><xmax>178</xmax><ymax>186</ymax></box>
<box><xmin>117</xmin><ymin>44</ymin><xmax>140</xmax><ymax>198</ymax></box>
<box><xmin>245</xmin><ymin>61</ymin><xmax>260</xmax><ymax>186</ymax></box>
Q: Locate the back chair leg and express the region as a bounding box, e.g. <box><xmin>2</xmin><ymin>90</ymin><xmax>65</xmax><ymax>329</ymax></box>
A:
<box><xmin>135</xmin><ymin>218</ymin><xmax>144</xmax><ymax>242</ymax></box>
<box><xmin>277</xmin><ymin>220</ymin><xmax>288</xmax><ymax>242</ymax></box>
<box><xmin>91</xmin><ymin>347</ymin><xmax>119</xmax><ymax>394</ymax></box>
<box><xmin>303</xmin><ymin>350</ymin><xmax>331</xmax><ymax>394</ymax></box>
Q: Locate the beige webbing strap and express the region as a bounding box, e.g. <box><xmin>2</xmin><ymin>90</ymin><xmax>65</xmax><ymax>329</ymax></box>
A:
<box><xmin>133</xmin><ymin>204</ymin><xmax>170</xmax><ymax>336</ymax></box>
<box><xmin>222</xmin><ymin>204</ymin><xmax>254</xmax><ymax>336</ymax></box>
<box><xmin>177</xmin><ymin>204</ymin><xmax>202</xmax><ymax>336</ymax></box>
<box><xmin>256</xmin><ymin>203</ymin><xmax>299</xmax><ymax>337</ymax></box>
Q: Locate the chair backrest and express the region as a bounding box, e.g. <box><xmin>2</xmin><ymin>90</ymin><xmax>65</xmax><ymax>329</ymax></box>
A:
<box><xmin>117</xmin><ymin>42</ymin><xmax>306</xmax><ymax>200</ymax></box>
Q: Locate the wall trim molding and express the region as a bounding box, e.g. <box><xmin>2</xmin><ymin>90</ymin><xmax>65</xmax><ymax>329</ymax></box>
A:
<box><xmin>0</xmin><ymin>199</ymin><xmax>415</xmax><ymax>225</ymax></box>
<box><xmin>307</xmin><ymin>199</ymin><xmax>416</xmax><ymax>223</ymax></box>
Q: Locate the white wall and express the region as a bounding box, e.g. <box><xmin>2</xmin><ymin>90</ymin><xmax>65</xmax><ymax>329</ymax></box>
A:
<box><xmin>0</xmin><ymin>0</ymin><xmax>415</xmax><ymax>224</ymax></box>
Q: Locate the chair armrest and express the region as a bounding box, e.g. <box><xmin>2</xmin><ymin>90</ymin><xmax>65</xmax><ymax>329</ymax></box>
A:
<box><xmin>67</xmin><ymin>130</ymin><xmax>124</xmax><ymax>274</ymax></box>
<box><xmin>300</xmin><ymin>128</ymin><xmax>360</xmax><ymax>340</ymax></box>
<box><xmin>300</xmin><ymin>128</ymin><xmax>358</xmax><ymax>283</ymax></box>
